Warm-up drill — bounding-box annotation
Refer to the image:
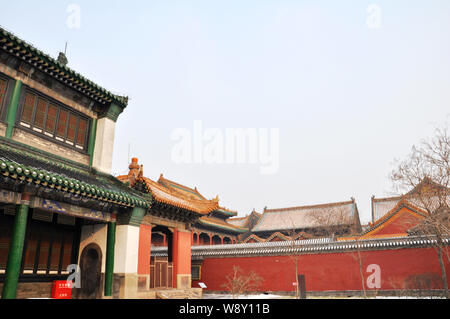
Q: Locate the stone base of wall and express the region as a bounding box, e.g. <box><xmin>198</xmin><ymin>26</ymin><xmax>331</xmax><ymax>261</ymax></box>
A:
<box><xmin>113</xmin><ymin>273</ymin><xmax>138</xmax><ymax>299</ymax></box>
<box><xmin>152</xmin><ymin>288</ymin><xmax>203</xmax><ymax>299</ymax></box>
<box><xmin>176</xmin><ymin>274</ymin><xmax>192</xmax><ymax>289</ymax></box>
<box><xmin>138</xmin><ymin>275</ymin><xmax>150</xmax><ymax>291</ymax></box>
<box><xmin>0</xmin><ymin>282</ymin><xmax>53</xmax><ymax>299</ymax></box>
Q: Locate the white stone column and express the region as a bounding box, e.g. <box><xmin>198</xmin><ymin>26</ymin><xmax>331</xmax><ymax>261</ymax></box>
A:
<box><xmin>92</xmin><ymin>117</ymin><xmax>116</xmax><ymax>174</ymax></box>
<box><xmin>114</xmin><ymin>225</ymin><xmax>140</xmax><ymax>299</ymax></box>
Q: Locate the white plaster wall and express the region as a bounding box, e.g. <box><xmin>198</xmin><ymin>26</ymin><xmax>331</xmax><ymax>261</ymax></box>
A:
<box><xmin>92</xmin><ymin>117</ymin><xmax>116</xmax><ymax>174</ymax></box>
<box><xmin>13</xmin><ymin>128</ymin><xmax>90</xmax><ymax>165</ymax></box>
<box><xmin>78</xmin><ymin>224</ymin><xmax>107</xmax><ymax>273</ymax></box>
<box><xmin>0</xmin><ymin>122</ymin><xmax>6</xmax><ymax>137</ymax></box>
<box><xmin>114</xmin><ymin>225</ymin><xmax>140</xmax><ymax>274</ymax></box>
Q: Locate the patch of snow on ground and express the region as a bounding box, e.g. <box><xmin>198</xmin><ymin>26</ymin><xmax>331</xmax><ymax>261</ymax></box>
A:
<box><xmin>203</xmin><ymin>293</ymin><xmax>287</xmax><ymax>299</ymax></box>
<box><xmin>202</xmin><ymin>293</ymin><xmax>444</xmax><ymax>299</ymax></box>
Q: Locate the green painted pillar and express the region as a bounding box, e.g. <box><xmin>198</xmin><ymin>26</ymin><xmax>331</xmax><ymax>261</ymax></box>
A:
<box><xmin>104</xmin><ymin>221</ymin><xmax>116</xmax><ymax>297</ymax></box>
<box><xmin>88</xmin><ymin>118</ymin><xmax>97</xmax><ymax>166</ymax></box>
<box><xmin>1</xmin><ymin>203</ymin><xmax>29</xmax><ymax>299</ymax></box>
<box><xmin>5</xmin><ymin>80</ymin><xmax>23</xmax><ymax>138</ymax></box>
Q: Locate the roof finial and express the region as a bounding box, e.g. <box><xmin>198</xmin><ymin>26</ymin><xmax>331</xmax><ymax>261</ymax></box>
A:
<box><xmin>57</xmin><ymin>42</ymin><xmax>69</xmax><ymax>66</ymax></box>
<box><xmin>139</xmin><ymin>164</ymin><xmax>144</xmax><ymax>178</ymax></box>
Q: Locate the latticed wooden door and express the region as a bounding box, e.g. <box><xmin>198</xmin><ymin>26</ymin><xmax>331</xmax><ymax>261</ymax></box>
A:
<box><xmin>150</xmin><ymin>257</ymin><xmax>173</xmax><ymax>289</ymax></box>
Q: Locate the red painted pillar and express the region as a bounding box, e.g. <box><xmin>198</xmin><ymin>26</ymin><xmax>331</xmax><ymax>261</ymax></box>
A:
<box><xmin>209</xmin><ymin>234</ymin><xmax>212</xmax><ymax>246</ymax></box>
<box><xmin>220</xmin><ymin>237</ymin><xmax>224</xmax><ymax>245</ymax></box>
<box><xmin>138</xmin><ymin>224</ymin><xmax>152</xmax><ymax>290</ymax></box>
<box><xmin>163</xmin><ymin>233</ymin><xmax>166</xmax><ymax>246</ymax></box>
<box><xmin>172</xmin><ymin>228</ymin><xmax>192</xmax><ymax>289</ymax></box>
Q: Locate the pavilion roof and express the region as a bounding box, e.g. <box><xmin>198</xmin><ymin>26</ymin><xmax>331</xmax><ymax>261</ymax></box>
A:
<box><xmin>362</xmin><ymin>199</ymin><xmax>428</xmax><ymax>238</ymax></box>
<box><xmin>117</xmin><ymin>159</ymin><xmax>220</xmax><ymax>215</ymax></box>
<box><xmin>214</xmin><ymin>206</ymin><xmax>238</xmax><ymax>218</ymax></box>
<box><xmin>252</xmin><ymin>200</ymin><xmax>358</xmax><ymax>233</ymax></box>
<box><xmin>139</xmin><ymin>176</ymin><xmax>219</xmax><ymax>215</ymax></box>
<box><xmin>158</xmin><ymin>175</ymin><xmax>239</xmax><ymax>218</ymax></box>
<box><xmin>228</xmin><ymin>210</ymin><xmax>262</xmax><ymax>228</ymax></box>
<box><xmin>158</xmin><ymin>174</ymin><xmax>207</xmax><ymax>201</ymax></box>
<box><xmin>372</xmin><ymin>193</ymin><xmax>450</xmax><ymax>222</ymax></box>
<box><xmin>227</xmin><ymin>216</ymin><xmax>249</xmax><ymax>228</ymax></box>
<box><xmin>197</xmin><ymin>216</ymin><xmax>248</xmax><ymax>234</ymax></box>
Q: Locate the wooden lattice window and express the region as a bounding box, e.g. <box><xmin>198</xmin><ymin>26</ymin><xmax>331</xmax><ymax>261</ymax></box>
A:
<box><xmin>21</xmin><ymin>92</ymin><xmax>36</xmax><ymax>124</ymax></box>
<box><xmin>66</xmin><ymin>112</ymin><xmax>78</xmax><ymax>144</ymax></box>
<box><xmin>19</xmin><ymin>90</ymin><xmax>90</xmax><ymax>151</ymax></box>
<box><xmin>0</xmin><ymin>213</ymin><xmax>14</xmax><ymax>272</ymax></box>
<box><xmin>20</xmin><ymin>214</ymin><xmax>76</xmax><ymax>277</ymax></box>
<box><xmin>56</xmin><ymin>109</ymin><xmax>68</xmax><ymax>139</ymax></box>
<box><xmin>34</xmin><ymin>98</ymin><xmax>47</xmax><ymax>130</ymax></box>
<box><xmin>1</xmin><ymin>210</ymin><xmax>78</xmax><ymax>279</ymax></box>
<box><xmin>45</xmin><ymin>104</ymin><xmax>58</xmax><ymax>134</ymax></box>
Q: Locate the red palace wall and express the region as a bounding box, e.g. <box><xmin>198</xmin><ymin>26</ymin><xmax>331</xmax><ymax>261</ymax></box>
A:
<box><xmin>192</xmin><ymin>246</ymin><xmax>450</xmax><ymax>293</ymax></box>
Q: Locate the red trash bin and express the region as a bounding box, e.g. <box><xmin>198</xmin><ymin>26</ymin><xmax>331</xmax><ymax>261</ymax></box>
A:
<box><xmin>51</xmin><ymin>281</ymin><xmax>73</xmax><ymax>299</ymax></box>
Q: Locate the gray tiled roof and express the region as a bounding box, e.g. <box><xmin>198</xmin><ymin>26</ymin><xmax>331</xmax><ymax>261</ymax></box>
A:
<box><xmin>252</xmin><ymin>201</ymin><xmax>356</xmax><ymax>232</ymax></box>
<box><xmin>372</xmin><ymin>195</ymin><xmax>450</xmax><ymax>222</ymax></box>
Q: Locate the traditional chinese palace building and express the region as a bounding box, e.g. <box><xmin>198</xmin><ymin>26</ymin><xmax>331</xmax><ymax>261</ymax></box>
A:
<box><xmin>155</xmin><ymin>175</ymin><xmax>246</xmax><ymax>246</ymax></box>
<box><xmin>1</xmin><ymin>25</ymin><xmax>448</xmax><ymax>299</ymax></box>
<box><xmin>117</xmin><ymin>158</ymin><xmax>247</xmax><ymax>290</ymax></box>
<box><xmin>0</xmin><ymin>26</ymin><xmax>152</xmax><ymax>299</ymax></box>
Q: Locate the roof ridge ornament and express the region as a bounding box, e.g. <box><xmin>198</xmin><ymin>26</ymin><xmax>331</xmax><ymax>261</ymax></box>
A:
<box><xmin>57</xmin><ymin>42</ymin><xmax>68</xmax><ymax>66</ymax></box>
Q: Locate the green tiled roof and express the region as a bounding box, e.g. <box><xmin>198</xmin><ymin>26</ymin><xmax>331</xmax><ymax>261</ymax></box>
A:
<box><xmin>0</xmin><ymin>25</ymin><xmax>128</xmax><ymax>108</ymax></box>
<box><xmin>215</xmin><ymin>208</ymin><xmax>238</xmax><ymax>217</ymax></box>
<box><xmin>0</xmin><ymin>138</ymin><xmax>150</xmax><ymax>209</ymax></box>
<box><xmin>197</xmin><ymin>218</ymin><xmax>248</xmax><ymax>234</ymax></box>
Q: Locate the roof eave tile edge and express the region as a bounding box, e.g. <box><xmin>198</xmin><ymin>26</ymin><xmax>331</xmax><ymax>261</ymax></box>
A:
<box><xmin>0</xmin><ymin>157</ymin><xmax>149</xmax><ymax>209</ymax></box>
<box><xmin>0</xmin><ymin>26</ymin><xmax>128</xmax><ymax>109</ymax></box>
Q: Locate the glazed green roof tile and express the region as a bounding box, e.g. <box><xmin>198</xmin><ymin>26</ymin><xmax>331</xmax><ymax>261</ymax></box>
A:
<box><xmin>0</xmin><ymin>25</ymin><xmax>128</xmax><ymax>108</ymax></box>
<box><xmin>197</xmin><ymin>218</ymin><xmax>248</xmax><ymax>234</ymax></box>
<box><xmin>0</xmin><ymin>140</ymin><xmax>150</xmax><ymax>209</ymax></box>
<box><xmin>214</xmin><ymin>208</ymin><xmax>238</xmax><ymax>217</ymax></box>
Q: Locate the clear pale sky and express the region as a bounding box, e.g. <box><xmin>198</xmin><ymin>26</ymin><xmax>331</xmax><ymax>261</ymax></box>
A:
<box><xmin>1</xmin><ymin>1</ymin><xmax>449</xmax><ymax>223</ymax></box>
